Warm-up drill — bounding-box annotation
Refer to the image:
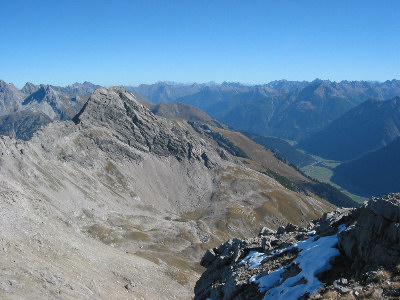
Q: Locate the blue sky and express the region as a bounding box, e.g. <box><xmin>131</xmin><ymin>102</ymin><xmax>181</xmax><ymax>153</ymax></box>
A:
<box><xmin>1</xmin><ymin>0</ymin><xmax>399</xmax><ymax>87</ymax></box>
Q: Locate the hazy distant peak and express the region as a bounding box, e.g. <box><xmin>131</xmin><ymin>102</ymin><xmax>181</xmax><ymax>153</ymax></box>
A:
<box><xmin>0</xmin><ymin>79</ymin><xmax>26</xmax><ymax>114</ymax></box>
<box><xmin>0</xmin><ymin>80</ymin><xmax>19</xmax><ymax>91</ymax></box>
<box><xmin>23</xmin><ymin>85</ymin><xmax>58</xmax><ymax>105</ymax></box>
<box><xmin>221</xmin><ymin>81</ymin><xmax>243</xmax><ymax>87</ymax></box>
<box><xmin>21</xmin><ymin>82</ymin><xmax>39</xmax><ymax>95</ymax></box>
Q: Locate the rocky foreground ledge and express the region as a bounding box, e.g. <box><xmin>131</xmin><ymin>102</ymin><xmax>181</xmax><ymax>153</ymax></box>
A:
<box><xmin>195</xmin><ymin>193</ymin><xmax>400</xmax><ymax>299</ymax></box>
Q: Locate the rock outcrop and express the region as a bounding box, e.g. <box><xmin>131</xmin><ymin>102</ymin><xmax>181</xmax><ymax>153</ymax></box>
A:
<box><xmin>196</xmin><ymin>193</ymin><xmax>400</xmax><ymax>299</ymax></box>
<box><xmin>339</xmin><ymin>193</ymin><xmax>400</xmax><ymax>268</ymax></box>
<box><xmin>72</xmin><ymin>87</ymin><xmax>214</xmax><ymax>162</ymax></box>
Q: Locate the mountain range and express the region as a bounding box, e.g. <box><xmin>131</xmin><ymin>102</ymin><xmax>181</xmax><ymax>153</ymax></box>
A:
<box><xmin>129</xmin><ymin>79</ymin><xmax>400</xmax><ymax>141</ymax></box>
<box><xmin>1</xmin><ymin>77</ymin><xmax>399</xmax><ymax>200</ymax></box>
<box><xmin>0</xmin><ymin>78</ymin><xmax>399</xmax><ymax>298</ymax></box>
<box><xmin>127</xmin><ymin>80</ymin><xmax>400</xmax><ymax>199</ymax></box>
<box><xmin>0</xmin><ymin>87</ymin><xmax>338</xmax><ymax>298</ymax></box>
<box><xmin>0</xmin><ymin>80</ymin><xmax>100</xmax><ymax>139</ymax></box>
<box><xmin>3</xmin><ymin>78</ymin><xmax>400</xmax><ymax>143</ymax></box>
<box><xmin>299</xmin><ymin>96</ymin><xmax>400</xmax><ymax>161</ymax></box>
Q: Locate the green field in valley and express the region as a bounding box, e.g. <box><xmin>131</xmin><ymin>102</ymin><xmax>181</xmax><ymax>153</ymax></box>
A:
<box><xmin>301</xmin><ymin>156</ymin><xmax>368</xmax><ymax>204</ymax></box>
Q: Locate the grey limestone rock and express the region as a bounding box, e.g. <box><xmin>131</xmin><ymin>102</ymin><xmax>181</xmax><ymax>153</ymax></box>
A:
<box><xmin>258</xmin><ymin>226</ymin><xmax>275</xmax><ymax>236</ymax></box>
<box><xmin>21</xmin><ymin>82</ymin><xmax>39</xmax><ymax>95</ymax></box>
<box><xmin>72</xmin><ymin>87</ymin><xmax>220</xmax><ymax>166</ymax></box>
<box><xmin>338</xmin><ymin>193</ymin><xmax>400</xmax><ymax>267</ymax></box>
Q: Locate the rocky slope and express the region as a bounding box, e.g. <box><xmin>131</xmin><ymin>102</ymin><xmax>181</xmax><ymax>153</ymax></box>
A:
<box><xmin>0</xmin><ymin>87</ymin><xmax>334</xmax><ymax>299</ymax></box>
<box><xmin>195</xmin><ymin>193</ymin><xmax>400</xmax><ymax>299</ymax></box>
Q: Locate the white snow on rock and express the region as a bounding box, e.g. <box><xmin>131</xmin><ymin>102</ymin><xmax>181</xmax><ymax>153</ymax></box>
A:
<box><xmin>241</xmin><ymin>225</ymin><xmax>346</xmax><ymax>299</ymax></box>
<box><xmin>240</xmin><ymin>251</ymin><xmax>270</xmax><ymax>270</ymax></box>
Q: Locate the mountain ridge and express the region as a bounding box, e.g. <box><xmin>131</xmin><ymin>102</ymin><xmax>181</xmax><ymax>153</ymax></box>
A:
<box><xmin>299</xmin><ymin>95</ymin><xmax>400</xmax><ymax>161</ymax></box>
<box><xmin>0</xmin><ymin>87</ymin><xmax>334</xmax><ymax>298</ymax></box>
<box><xmin>130</xmin><ymin>79</ymin><xmax>400</xmax><ymax>141</ymax></box>
<box><xmin>0</xmin><ymin>80</ymin><xmax>100</xmax><ymax>140</ymax></box>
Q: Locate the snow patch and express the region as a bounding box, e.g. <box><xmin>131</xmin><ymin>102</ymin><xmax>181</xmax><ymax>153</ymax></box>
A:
<box><xmin>243</xmin><ymin>225</ymin><xmax>346</xmax><ymax>299</ymax></box>
<box><xmin>240</xmin><ymin>251</ymin><xmax>270</xmax><ymax>270</ymax></box>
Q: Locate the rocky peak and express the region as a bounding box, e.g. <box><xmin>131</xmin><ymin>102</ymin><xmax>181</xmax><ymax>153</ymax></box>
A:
<box><xmin>0</xmin><ymin>80</ymin><xmax>24</xmax><ymax>99</ymax></box>
<box><xmin>21</xmin><ymin>82</ymin><xmax>39</xmax><ymax>95</ymax></box>
<box><xmin>63</xmin><ymin>81</ymin><xmax>101</xmax><ymax>97</ymax></box>
<box><xmin>0</xmin><ymin>79</ymin><xmax>25</xmax><ymax>115</ymax></box>
<box><xmin>73</xmin><ymin>87</ymin><xmax>220</xmax><ymax>163</ymax></box>
<box><xmin>73</xmin><ymin>87</ymin><xmax>148</xmax><ymax>123</ymax></box>
<box><xmin>21</xmin><ymin>85</ymin><xmax>81</xmax><ymax>120</ymax></box>
<box><xmin>22</xmin><ymin>85</ymin><xmax>59</xmax><ymax>105</ymax></box>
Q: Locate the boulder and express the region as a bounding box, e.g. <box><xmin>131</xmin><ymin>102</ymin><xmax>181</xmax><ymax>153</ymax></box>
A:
<box><xmin>338</xmin><ymin>193</ymin><xmax>400</xmax><ymax>267</ymax></box>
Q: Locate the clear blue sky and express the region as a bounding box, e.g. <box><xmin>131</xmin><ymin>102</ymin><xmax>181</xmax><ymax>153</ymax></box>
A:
<box><xmin>1</xmin><ymin>0</ymin><xmax>399</xmax><ymax>88</ymax></box>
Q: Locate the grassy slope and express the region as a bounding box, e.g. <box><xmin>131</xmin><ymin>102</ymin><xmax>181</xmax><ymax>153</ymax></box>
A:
<box><xmin>301</xmin><ymin>156</ymin><xmax>368</xmax><ymax>204</ymax></box>
<box><xmin>213</xmin><ymin>128</ymin><xmax>312</xmax><ymax>184</ymax></box>
<box><xmin>214</xmin><ymin>128</ymin><xmax>359</xmax><ymax>207</ymax></box>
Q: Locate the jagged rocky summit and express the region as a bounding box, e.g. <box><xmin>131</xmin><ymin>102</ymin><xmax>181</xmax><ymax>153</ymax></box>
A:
<box><xmin>195</xmin><ymin>193</ymin><xmax>400</xmax><ymax>299</ymax></box>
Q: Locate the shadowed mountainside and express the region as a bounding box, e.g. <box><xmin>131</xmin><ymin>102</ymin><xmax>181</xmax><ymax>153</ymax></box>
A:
<box><xmin>241</xmin><ymin>130</ymin><xmax>316</xmax><ymax>168</ymax></box>
<box><xmin>332</xmin><ymin>137</ymin><xmax>400</xmax><ymax>197</ymax></box>
<box><xmin>299</xmin><ymin>96</ymin><xmax>400</xmax><ymax>161</ymax></box>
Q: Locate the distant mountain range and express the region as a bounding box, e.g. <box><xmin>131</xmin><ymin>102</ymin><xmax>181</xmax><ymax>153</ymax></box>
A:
<box><xmin>128</xmin><ymin>79</ymin><xmax>400</xmax><ymax>141</ymax></box>
<box><xmin>3</xmin><ymin>78</ymin><xmax>400</xmax><ymax>143</ymax></box>
<box><xmin>0</xmin><ymin>80</ymin><xmax>100</xmax><ymax>139</ymax></box>
<box><xmin>299</xmin><ymin>96</ymin><xmax>400</xmax><ymax>161</ymax></box>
